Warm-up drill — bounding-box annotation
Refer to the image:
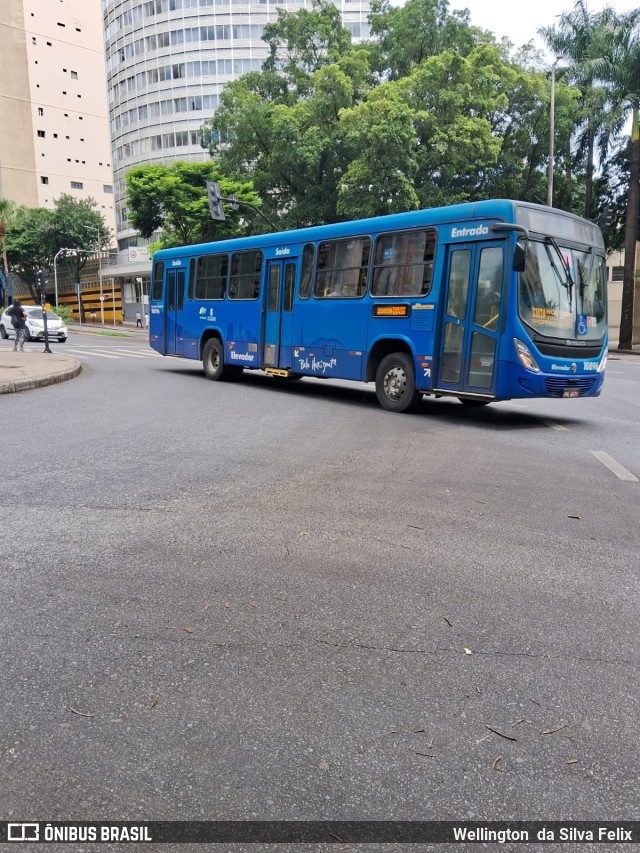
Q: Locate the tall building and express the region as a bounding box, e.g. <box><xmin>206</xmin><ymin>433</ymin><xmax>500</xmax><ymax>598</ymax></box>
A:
<box><xmin>103</xmin><ymin>0</ymin><xmax>371</xmax><ymax>250</ymax></box>
<box><xmin>0</xmin><ymin>0</ymin><xmax>116</xmax><ymax>235</ymax></box>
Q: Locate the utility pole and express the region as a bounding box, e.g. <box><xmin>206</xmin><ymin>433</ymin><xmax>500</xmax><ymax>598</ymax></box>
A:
<box><xmin>547</xmin><ymin>66</ymin><xmax>556</xmax><ymax>208</ymax></box>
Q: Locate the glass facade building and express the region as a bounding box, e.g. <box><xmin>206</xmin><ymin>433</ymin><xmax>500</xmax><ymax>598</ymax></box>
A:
<box><xmin>103</xmin><ymin>0</ymin><xmax>371</xmax><ymax>248</ymax></box>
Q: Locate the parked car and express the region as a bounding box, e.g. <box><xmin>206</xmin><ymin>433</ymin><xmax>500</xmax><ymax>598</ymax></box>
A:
<box><xmin>0</xmin><ymin>305</ymin><xmax>68</xmax><ymax>343</ymax></box>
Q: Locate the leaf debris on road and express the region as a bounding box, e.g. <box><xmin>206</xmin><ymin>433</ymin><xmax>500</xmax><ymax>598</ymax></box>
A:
<box><xmin>485</xmin><ymin>725</ymin><xmax>517</xmax><ymax>742</ymax></box>
<box><xmin>66</xmin><ymin>706</ymin><xmax>95</xmax><ymax>718</ymax></box>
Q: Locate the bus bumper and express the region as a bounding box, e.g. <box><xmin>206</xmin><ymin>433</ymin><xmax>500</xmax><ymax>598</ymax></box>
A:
<box><xmin>504</xmin><ymin>365</ymin><xmax>605</xmax><ymax>399</ymax></box>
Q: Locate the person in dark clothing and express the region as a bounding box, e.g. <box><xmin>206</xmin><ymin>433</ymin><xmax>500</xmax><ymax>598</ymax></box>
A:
<box><xmin>8</xmin><ymin>300</ymin><xmax>28</xmax><ymax>352</ymax></box>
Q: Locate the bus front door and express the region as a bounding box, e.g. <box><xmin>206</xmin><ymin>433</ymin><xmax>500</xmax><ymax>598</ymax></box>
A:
<box><xmin>165</xmin><ymin>269</ymin><xmax>185</xmax><ymax>356</ymax></box>
<box><xmin>435</xmin><ymin>242</ymin><xmax>505</xmax><ymax>397</ymax></box>
<box><xmin>263</xmin><ymin>259</ymin><xmax>296</xmax><ymax>370</ymax></box>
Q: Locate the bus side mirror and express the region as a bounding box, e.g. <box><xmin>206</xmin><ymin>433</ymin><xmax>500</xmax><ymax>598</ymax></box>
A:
<box><xmin>513</xmin><ymin>241</ymin><xmax>527</xmax><ymax>273</ymax></box>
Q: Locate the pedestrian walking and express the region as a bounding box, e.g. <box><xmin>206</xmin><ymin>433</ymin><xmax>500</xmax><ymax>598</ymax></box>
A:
<box><xmin>136</xmin><ymin>310</ymin><xmax>143</xmax><ymax>328</ymax></box>
<box><xmin>8</xmin><ymin>300</ymin><xmax>28</xmax><ymax>352</ymax></box>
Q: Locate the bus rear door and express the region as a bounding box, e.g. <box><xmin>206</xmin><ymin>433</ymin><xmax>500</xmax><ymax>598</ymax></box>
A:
<box><xmin>263</xmin><ymin>259</ymin><xmax>296</xmax><ymax>370</ymax></box>
<box><xmin>165</xmin><ymin>268</ymin><xmax>186</xmax><ymax>356</ymax></box>
<box><xmin>435</xmin><ymin>242</ymin><xmax>505</xmax><ymax>397</ymax></box>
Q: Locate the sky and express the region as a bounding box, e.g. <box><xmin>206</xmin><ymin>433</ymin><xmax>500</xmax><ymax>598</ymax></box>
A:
<box><xmin>452</xmin><ymin>0</ymin><xmax>640</xmax><ymax>55</ymax></box>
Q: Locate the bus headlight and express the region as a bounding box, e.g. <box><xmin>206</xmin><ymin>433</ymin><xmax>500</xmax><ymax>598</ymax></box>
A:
<box><xmin>597</xmin><ymin>354</ymin><xmax>607</xmax><ymax>373</ymax></box>
<box><xmin>514</xmin><ymin>338</ymin><xmax>540</xmax><ymax>373</ymax></box>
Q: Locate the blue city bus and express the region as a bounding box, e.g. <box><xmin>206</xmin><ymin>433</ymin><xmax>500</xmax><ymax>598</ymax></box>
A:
<box><xmin>149</xmin><ymin>199</ymin><xmax>607</xmax><ymax>412</ymax></box>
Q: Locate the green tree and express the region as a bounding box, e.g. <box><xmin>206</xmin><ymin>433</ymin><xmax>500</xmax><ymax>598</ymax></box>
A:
<box><xmin>367</xmin><ymin>0</ymin><xmax>483</xmax><ymax>80</ymax></box>
<box><xmin>540</xmin><ymin>1</ymin><xmax>614</xmax><ymax>220</ymax></box>
<box><xmin>48</xmin><ymin>194</ymin><xmax>110</xmax><ymax>286</ymax></box>
<box><xmin>261</xmin><ymin>0</ymin><xmax>353</xmax><ymax>97</ymax></box>
<box><xmin>125</xmin><ymin>161</ymin><xmax>260</xmax><ymax>247</ymax></box>
<box><xmin>205</xmin><ymin>53</ymin><xmax>372</xmax><ymax>228</ymax></box>
<box><xmin>337</xmin><ymin>91</ymin><xmax>419</xmax><ymax>219</ymax></box>
<box><xmin>4</xmin><ymin>206</ymin><xmax>55</xmax><ymax>301</ymax></box>
<box><xmin>0</xmin><ymin>197</ymin><xmax>16</xmax><ymax>308</ymax></box>
<box><xmin>587</xmin><ymin>9</ymin><xmax>640</xmax><ymax>350</ymax></box>
<box><xmin>398</xmin><ymin>46</ymin><xmax>507</xmax><ymax>207</ymax></box>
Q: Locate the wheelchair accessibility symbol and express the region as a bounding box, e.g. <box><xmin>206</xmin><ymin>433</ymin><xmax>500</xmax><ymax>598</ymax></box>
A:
<box><xmin>577</xmin><ymin>314</ymin><xmax>588</xmax><ymax>336</ymax></box>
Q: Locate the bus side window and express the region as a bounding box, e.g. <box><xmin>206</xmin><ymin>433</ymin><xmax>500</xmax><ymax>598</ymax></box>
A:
<box><xmin>372</xmin><ymin>230</ymin><xmax>436</xmax><ymax>297</ymax></box>
<box><xmin>188</xmin><ymin>259</ymin><xmax>195</xmax><ymax>301</ymax></box>
<box><xmin>314</xmin><ymin>237</ymin><xmax>370</xmax><ymax>299</ymax></box>
<box><xmin>474</xmin><ymin>247</ymin><xmax>503</xmax><ymax>331</ymax></box>
<box><xmin>151</xmin><ymin>261</ymin><xmax>164</xmax><ymax>301</ymax></box>
<box><xmin>229</xmin><ymin>250</ymin><xmax>262</xmax><ymax>300</ymax></box>
<box><xmin>195</xmin><ymin>254</ymin><xmax>227</xmax><ymax>300</ymax></box>
<box><xmin>299</xmin><ymin>244</ymin><xmax>314</xmax><ymax>299</ymax></box>
<box><xmin>447</xmin><ymin>250</ymin><xmax>471</xmax><ymax>319</ymax></box>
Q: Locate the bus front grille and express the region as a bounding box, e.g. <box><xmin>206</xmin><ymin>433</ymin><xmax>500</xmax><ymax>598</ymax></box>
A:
<box><xmin>545</xmin><ymin>376</ymin><xmax>597</xmax><ymax>397</ymax></box>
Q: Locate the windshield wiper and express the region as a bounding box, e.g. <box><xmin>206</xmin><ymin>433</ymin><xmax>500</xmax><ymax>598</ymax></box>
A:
<box><xmin>545</xmin><ymin>236</ymin><xmax>575</xmax><ymax>310</ymax></box>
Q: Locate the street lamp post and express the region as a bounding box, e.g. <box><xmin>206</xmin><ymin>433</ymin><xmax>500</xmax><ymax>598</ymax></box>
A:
<box><xmin>53</xmin><ymin>247</ymin><xmax>68</xmax><ymax>310</ymax></box>
<box><xmin>36</xmin><ymin>268</ymin><xmax>52</xmax><ymax>353</ymax></box>
<box><xmin>54</xmin><ymin>247</ymin><xmax>95</xmax><ymax>325</ymax></box>
<box><xmin>83</xmin><ymin>226</ymin><xmax>103</xmax><ymax>324</ymax></box>
<box><xmin>547</xmin><ymin>65</ymin><xmax>556</xmax><ymax>207</ymax></box>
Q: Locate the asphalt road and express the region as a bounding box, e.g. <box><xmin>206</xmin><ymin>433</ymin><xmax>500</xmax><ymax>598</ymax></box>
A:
<box><xmin>1</xmin><ymin>334</ymin><xmax>639</xmax><ymax>851</ymax></box>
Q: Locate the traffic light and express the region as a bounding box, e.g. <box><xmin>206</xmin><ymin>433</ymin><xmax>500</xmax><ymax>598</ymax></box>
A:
<box><xmin>206</xmin><ymin>181</ymin><xmax>225</xmax><ymax>221</ymax></box>
<box><xmin>597</xmin><ymin>207</ymin><xmax>612</xmax><ymax>232</ymax></box>
<box><xmin>36</xmin><ymin>268</ymin><xmax>48</xmax><ymax>300</ymax></box>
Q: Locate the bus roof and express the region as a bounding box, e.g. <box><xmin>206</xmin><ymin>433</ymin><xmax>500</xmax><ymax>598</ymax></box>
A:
<box><xmin>153</xmin><ymin>199</ymin><xmax>602</xmax><ymax>261</ymax></box>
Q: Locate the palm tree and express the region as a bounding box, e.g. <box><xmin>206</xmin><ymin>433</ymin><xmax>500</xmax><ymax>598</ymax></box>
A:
<box><xmin>539</xmin><ymin>1</ymin><xmax>610</xmax><ymax>220</ymax></box>
<box><xmin>0</xmin><ymin>197</ymin><xmax>15</xmax><ymax>308</ymax></box>
<box><xmin>587</xmin><ymin>9</ymin><xmax>640</xmax><ymax>350</ymax></box>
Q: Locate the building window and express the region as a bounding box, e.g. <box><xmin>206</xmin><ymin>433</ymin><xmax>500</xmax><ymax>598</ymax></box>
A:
<box><xmin>103</xmin><ymin>185</ymin><xmax>113</xmax><ymax>193</ymax></box>
<box><xmin>37</xmin><ymin>129</ymin><xmax>46</xmax><ymax>137</ymax></box>
<box><xmin>38</xmin><ymin>107</ymin><xmax>44</xmax><ymax>116</ymax></box>
<box><xmin>71</xmin><ymin>181</ymin><xmax>84</xmax><ymax>189</ymax></box>
<box><xmin>71</xmin><ymin>70</ymin><xmax>78</xmax><ymax>79</ymax></box>
<box><xmin>57</xmin><ymin>21</ymin><xmax>65</xmax><ymax>27</ymax></box>
<box><xmin>611</xmin><ymin>266</ymin><xmax>624</xmax><ymax>282</ymax></box>
<box><xmin>41</xmin><ymin>176</ymin><xmax>49</xmax><ymax>184</ymax></box>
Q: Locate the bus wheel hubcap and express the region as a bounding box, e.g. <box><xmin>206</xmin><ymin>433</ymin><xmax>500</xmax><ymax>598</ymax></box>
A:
<box><xmin>385</xmin><ymin>366</ymin><xmax>406</xmax><ymax>400</ymax></box>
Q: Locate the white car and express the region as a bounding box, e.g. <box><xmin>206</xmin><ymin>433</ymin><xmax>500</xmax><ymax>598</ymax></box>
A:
<box><xmin>0</xmin><ymin>305</ymin><xmax>68</xmax><ymax>343</ymax></box>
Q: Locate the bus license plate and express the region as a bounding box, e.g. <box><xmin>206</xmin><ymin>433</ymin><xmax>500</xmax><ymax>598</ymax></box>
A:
<box><xmin>563</xmin><ymin>389</ymin><xmax>580</xmax><ymax>398</ymax></box>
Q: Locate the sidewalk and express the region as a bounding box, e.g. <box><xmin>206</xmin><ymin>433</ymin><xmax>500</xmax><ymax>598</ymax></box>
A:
<box><xmin>0</xmin><ymin>349</ymin><xmax>82</xmax><ymax>395</ymax></box>
<box><xmin>0</xmin><ymin>322</ymin><xmax>150</xmax><ymax>394</ymax></box>
<box><xmin>608</xmin><ymin>340</ymin><xmax>640</xmax><ymax>356</ymax></box>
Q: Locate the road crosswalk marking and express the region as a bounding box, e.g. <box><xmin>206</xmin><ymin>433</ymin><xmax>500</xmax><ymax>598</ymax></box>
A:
<box><xmin>66</xmin><ymin>347</ymin><xmax>162</xmax><ymax>359</ymax></box>
<box><xmin>66</xmin><ymin>348</ymin><xmax>122</xmax><ymax>359</ymax></box>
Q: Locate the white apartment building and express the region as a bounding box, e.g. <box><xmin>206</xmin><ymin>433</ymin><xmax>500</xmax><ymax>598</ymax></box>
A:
<box><xmin>0</xmin><ymin>0</ymin><xmax>116</xmax><ymax>235</ymax></box>
<box><xmin>103</xmin><ymin>0</ymin><xmax>372</xmax><ymax>249</ymax></box>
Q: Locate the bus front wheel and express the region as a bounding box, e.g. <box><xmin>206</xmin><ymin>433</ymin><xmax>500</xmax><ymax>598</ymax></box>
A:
<box><xmin>202</xmin><ymin>338</ymin><xmax>241</xmax><ymax>381</ymax></box>
<box><xmin>375</xmin><ymin>353</ymin><xmax>421</xmax><ymax>413</ymax></box>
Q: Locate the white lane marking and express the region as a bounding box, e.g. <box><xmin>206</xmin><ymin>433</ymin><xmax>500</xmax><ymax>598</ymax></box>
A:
<box><xmin>114</xmin><ymin>348</ymin><xmax>162</xmax><ymax>357</ymax></box>
<box><xmin>536</xmin><ymin>417</ymin><xmax>569</xmax><ymax>431</ymax></box>
<box><xmin>66</xmin><ymin>348</ymin><xmax>122</xmax><ymax>359</ymax></box>
<box><xmin>598</xmin><ymin>416</ymin><xmax>640</xmax><ymax>427</ymax></box>
<box><xmin>93</xmin><ymin>348</ymin><xmax>146</xmax><ymax>359</ymax></box>
<box><xmin>590</xmin><ymin>451</ymin><xmax>639</xmax><ymax>482</ymax></box>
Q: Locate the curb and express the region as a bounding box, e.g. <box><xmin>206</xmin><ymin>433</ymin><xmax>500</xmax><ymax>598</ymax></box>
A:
<box><xmin>0</xmin><ymin>359</ymin><xmax>82</xmax><ymax>395</ymax></box>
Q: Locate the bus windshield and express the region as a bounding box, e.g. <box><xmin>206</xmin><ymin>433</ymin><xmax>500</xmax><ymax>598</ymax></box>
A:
<box><xmin>518</xmin><ymin>240</ymin><xmax>606</xmax><ymax>342</ymax></box>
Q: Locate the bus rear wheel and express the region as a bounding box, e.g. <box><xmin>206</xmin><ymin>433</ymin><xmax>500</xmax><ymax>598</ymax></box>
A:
<box><xmin>202</xmin><ymin>338</ymin><xmax>241</xmax><ymax>381</ymax></box>
<box><xmin>375</xmin><ymin>352</ymin><xmax>421</xmax><ymax>413</ymax></box>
